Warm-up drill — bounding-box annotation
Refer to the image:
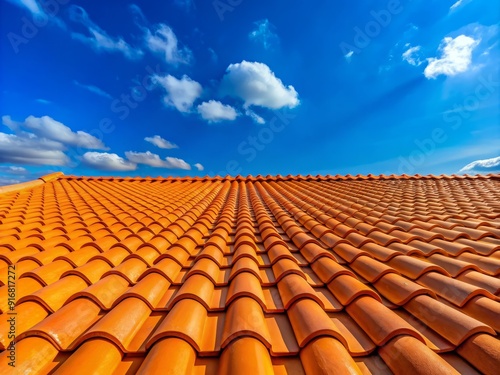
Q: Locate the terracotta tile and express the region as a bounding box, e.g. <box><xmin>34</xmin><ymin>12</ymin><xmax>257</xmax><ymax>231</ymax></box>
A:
<box><xmin>374</xmin><ymin>273</ymin><xmax>435</xmax><ymax>305</ymax></box>
<box><xmin>404</xmin><ymin>295</ymin><xmax>496</xmax><ymax>345</ymax></box>
<box><xmin>20</xmin><ymin>298</ymin><xmax>101</xmax><ymax>349</ymax></box>
<box><xmin>287</xmin><ymin>298</ymin><xmax>347</xmax><ymax>348</ymax></box>
<box><xmin>379</xmin><ymin>336</ymin><xmax>459</xmax><ymax>375</ymax></box>
<box><xmin>0</xmin><ymin>337</ymin><xmax>59</xmax><ymax>373</ymax></box>
<box><xmin>327</xmin><ymin>275</ymin><xmax>381</xmax><ymax>306</ymax></box>
<box><xmin>137</xmin><ymin>337</ymin><xmax>196</xmax><ymax>375</ymax></box>
<box><xmin>218</xmin><ymin>337</ymin><xmax>274</xmax><ymax>375</ymax></box>
<box><xmin>456</xmin><ymin>333</ymin><xmax>500</xmax><ymax>375</ymax></box>
<box><xmin>20</xmin><ymin>275</ymin><xmax>88</xmax><ymax>312</ymax></box>
<box><xmin>310</xmin><ymin>256</ymin><xmax>354</xmax><ymax>283</ymax></box>
<box><xmin>277</xmin><ymin>274</ymin><xmax>323</xmax><ymax>309</ymax></box>
<box><xmin>148</xmin><ymin>299</ymin><xmax>208</xmax><ymax>351</ymax></box>
<box><xmin>300</xmin><ymin>337</ymin><xmax>363</xmax><ymax>375</ymax></box>
<box><xmin>346</xmin><ymin>296</ymin><xmax>424</xmax><ymax>345</ymax></box>
<box><xmin>119</xmin><ymin>273</ymin><xmax>171</xmax><ymax>309</ymax></box>
<box><xmin>417</xmin><ymin>271</ymin><xmax>496</xmax><ymax>307</ymax></box>
<box><xmin>227</xmin><ymin>271</ymin><xmax>266</xmax><ymax>309</ymax></box>
<box><xmin>53</xmin><ymin>338</ymin><xmax>123</xmax><ymax>374</ymax></box>
<box><xmin>221</xmin><ymin>296</ymin><xmax>272</xmax><ymax>348</ymax></box>
<box><xmin>69</xmin><ymin>274</ymin><xmax>130</xmax><ymax>310</ymax></box>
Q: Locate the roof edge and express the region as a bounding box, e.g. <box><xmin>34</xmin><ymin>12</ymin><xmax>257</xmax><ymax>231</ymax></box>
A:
<box><xmin>0</xmin><ymin>172</ymin><xmax>64</xmax><ymax>194</ymax></box>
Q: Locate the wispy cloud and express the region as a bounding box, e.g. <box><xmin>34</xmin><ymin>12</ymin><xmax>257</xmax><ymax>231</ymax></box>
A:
<box><xmin>249</xmin><ymin>19</ymin><xmax>279</xmax><ymax>49</ymax></box>
<box><xmin>36</xmin><ymin>98</ymin><xmax>51</xmax><ymax>105</ymax></box>
<box><xmin>344</xmin><ymin>50</ymin><xmax>354</xmax><ymax>62</ymax></box>
<box><xmin>402</xmin><ymin>45</ymin><xmax>424</xmax><ymax>66</ymax></box>
<box><xmin>130</xmin><ymin>4</ymin><xmax>192</xmax><ymax>65</ymax></box>
<box><xmin>459</xmin><ymin>156</ymin><xmax>500</xmax><ymax>173</ymax></box>
<box><xmin>424</xmin><ymin>35</ymin><xmax>480</xmax><ymax>79</ymax></box>
<box><xmin>68</xmin><ymin>5</ymin><xmax>143</xmax><ymax>59</ymax></box>
<box><xmin>194</xmin><ymin>163</ymin><xmax>204</xmax><ymax>171</ymax></box>
<box><xmin>74</xmin><ymin>80</ymin><xmax>112</xmax><ymax>99</ymax></box>
<box><xmin>449</xmin><ymin>0</ymin><xmax>473</xmax><ymax>11</ymax></box>
<box><xmin>145</xmin><ymin>135</ymin><xmax>179</xmax><ymax>149</ymax></box>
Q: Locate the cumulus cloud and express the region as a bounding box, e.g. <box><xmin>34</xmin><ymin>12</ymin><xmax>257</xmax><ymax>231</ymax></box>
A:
<box><xmin>164</xmin><ymin>157</ymin><xmax>191</xmax><ymax>170</ymax></box>
<box><xmin>81</xmin><ymin>150</ymin><xmax>192</xmax><ymax>171</ymax></box>
<box><xmin>154</xmin><ymin>74</ymin><xmax>202</xmax><ymax>112</ymax></box>
<box><xmin>459</xmin><ymin>156</ymin><xmax>500</xmax><ymax>173</ymax></box>
<box><xmin>221</xmin><ymin>61</ymin><xmax>299</xmax><ymax>109</ymax></box>
<box><xmin>0</xmin><ymin>132</ymin><xmax>69</xmax><ymax>166</ymax></box>
<box><xmin>145</xmin><ymin>135</ymin><xmax>178</xmax><ymax>149</ymax></box>
<box><xmin>68</xmin><ymin>5</ymin><xmax>142</xmax><ymax>59</ymax></box>
<box><xmin>2</xmin><ymin>115</ymin><xmax>107</xmax><ymax>150</ymax></box>
<box><xmin>130</xmin><ymin>5</ymin><xmax>192</xmax><ymax>65</ymax></box>
<box><xmin>197</xmin><ymin>100</ymin><xmax>238</xmax><ymax>122</ymax></box>
<box><xmin>402</xmin><ymin>45</ymin><xmax>424</xmax><ymax>66</ymax></box>
<box><xmin>424</xmin><ymin>35</ymin><xmax>480</xmax><ymax>79</ymax></box>
<box><xmin>74</xmin><ymin>80</ymin><xmax>112</xmax><ymax>99</ymax></box>
<box><xmin>249</xmin><ymin>19</ymin><xmax>279</xmax><ymax>49</ymax></box>
<box><xmin>82</xmin><ymin>152</ymin><xmax>137</xmax><ymax>171</ymax></box>
<box><xmin>125</xmin><ymin>151</ymin><xmax>168</xmax><ymax>167</ymax></box>
<box><xmin>194</xmin><ymin>163</ymin><xmax>204</xmax><ymax>171</ymax></box>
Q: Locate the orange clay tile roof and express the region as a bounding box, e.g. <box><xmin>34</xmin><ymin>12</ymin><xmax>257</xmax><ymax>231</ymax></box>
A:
<box><xmin>0</xmin><ymin>173</ymin><xmax>499</xmax><ymax>374</ymax></box>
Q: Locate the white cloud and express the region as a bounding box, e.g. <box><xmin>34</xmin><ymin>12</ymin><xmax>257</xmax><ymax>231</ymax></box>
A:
<box><xmin>125</xmin><ymin>151</ymin><xmax>168</xmax><ymax>167</ymax></box>
<box><xmin>424</xmin><ymin>35</ymin><xmax>480</xmax><ymax>79</ymax></box>
<box><xmin>145</xmin><ymin>135</ymin><xmax>178</xmax><ymax>149</ymax></box>
<box><xmin>194</xmin><ymin>163</ymin><xmax>204</xmax><ymax>171</ymax></box>
<box><xmin>125</xmin><ymin>151</ymin><xmax>191</xmax><ymax>170</ymax></box>
<box><xmin>450</xmin><ymin>0</ymin><xmax>472</xmax><ymax>11</ymax></box>
<box><xmin>130</xmin><ymin>5</ymin><xmax>191</xmax><ymax>65</ymax></box>
<box><xmin>221</xmin><ymin>61</ymin><xmax>299</xmax><ymax>109</ymax></box>
<box><xmin>74</xmin><ymin>80</ymin><xmax>112</xmax><ymax>99</ymax></box>
<box><xmin>459</xmin><ymin>156</ymin><xmax>500</xmax><ymax>173</ymax></box>
<box><xmin>450</xmin><ymin>0</ymin><xmax>463</xmax><ymax>10</ymax></box>
<box><xmin>68</xmin><ymin>5</ymin><xmax>142</xmax><ymax>59</ymax></box>
<box><xmin>197</xmin><ymin>100</ymin><xmax>238</xmax><ymax>122</ymax></box>
<box><xmin>82</xmin><ymin>152</ymin><xmax>137</xmax><ymax>171</ymax></box>
<box><xmin>245</xmin><ymin>109</ymin><xmax>265</xmax><ymax>124</ymax></box>
<box><xmin>402</xmin><ymin>45</ymin><xmax>424</xmax><ymax>66</ymax></box>
<box><xmin>165</xmin><ymin>157</ymin><xmax>191</xmax><ymax>170</ymax></box>
<box><xmin>0</xmin><ymin>132</ymin><xmax>69</xmax><ymax>166</ymax></box>
<box><xmin>144</xmin><ymin>24</ymin><xmax>192</xmax><ymax>65</ymax></box>
<box><xmin>344</xmin><ymin>50</ymin><xmax>354</xmax><ymax>62</ymax></box>
<box><xmin>0</xmin><ymin>166</ymin><xmax>27</xmax><ymax>174</ymax></box>
<box><xmin>154</xmin><ymin>74</ymin><xmax>202</xmax><ymax>113</ymax></box>
<box><xmin>8</xmin><ymin>0</ymin><xmax>42</xmax><ymax>15</ymax></box>
<box><xmin>3</xmin><ymin>115</ymin><xmax>107</xmax><ymax>150</ymax></box>
<box><xmin>249</xmin><ymin>19</ymin><xmax>279</xmax><ymax>49</ymax></box>
<box><xmin>36</xmin><ymin>99</ymin><xmax>51</xmax><ymax>105</ymax></box>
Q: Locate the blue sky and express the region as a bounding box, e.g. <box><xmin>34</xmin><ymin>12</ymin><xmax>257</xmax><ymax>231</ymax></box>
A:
<box><xmin>1</xmin><ymin>0</ymin><xmax>499</xmax><ymax>184</ymax></box>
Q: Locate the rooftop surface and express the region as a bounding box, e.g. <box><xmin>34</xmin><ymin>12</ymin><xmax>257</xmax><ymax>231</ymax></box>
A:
<box><xmin>0</xmin><ymin>173</ymin><xmax>499</xmax><ymax>374</ymax></box>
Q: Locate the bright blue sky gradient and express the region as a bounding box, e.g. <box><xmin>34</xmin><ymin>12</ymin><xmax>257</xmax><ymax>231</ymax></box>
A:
<box><xmin>1</xmin><ymin>0</ymin><xmax>499</xmax><ymax>184</ymax></box>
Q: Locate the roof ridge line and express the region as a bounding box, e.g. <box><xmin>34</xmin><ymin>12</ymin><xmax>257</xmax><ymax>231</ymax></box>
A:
<box><xmin>0</xmin><ymin>172</ymin><xmax>64</xmax><ymax>194</ymax></box>
<box><xmin>56</xmin><ymin>173</ymin><xmax>500</xmax><ymax>182</ymax></box>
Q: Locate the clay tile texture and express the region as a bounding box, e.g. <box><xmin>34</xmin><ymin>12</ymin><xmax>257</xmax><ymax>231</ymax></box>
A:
<box><xmin>1</xmin><ymin>173</ymin><xmax>500</xmax><ymax>374</ymax></box>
